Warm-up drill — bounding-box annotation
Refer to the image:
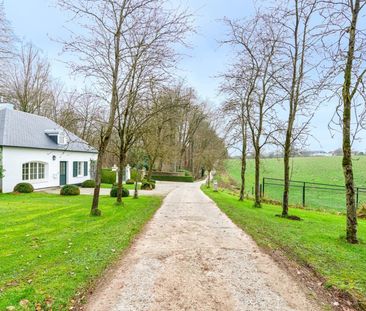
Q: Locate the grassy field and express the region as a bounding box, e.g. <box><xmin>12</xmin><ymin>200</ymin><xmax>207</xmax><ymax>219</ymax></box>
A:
<box><xmin>0</xmin><ymin>193</ymin><xmax>162</xmax><ymax>310</ymax></box>
<box><xmin>225</xmin><ymin>156</ymin><xmax>366</xmax><ymax>212</ymax></box>
<box><xmin>202</xmin><ymin>186</ymin><xmax>366</xmax><ymax>307</ymax></box>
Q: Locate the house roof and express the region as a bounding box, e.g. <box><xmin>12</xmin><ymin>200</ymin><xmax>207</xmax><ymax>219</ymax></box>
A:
<box><xmin>0</xmin><ymin>108</ymin><xmax>98</xmax><ymax>153</ymax></box>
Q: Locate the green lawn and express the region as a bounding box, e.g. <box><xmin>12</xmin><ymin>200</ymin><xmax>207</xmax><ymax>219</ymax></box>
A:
<box><xmin>0</xmin><ymin>193</ymin><xmax>162</xmax><ymax>310</ymax></box>
<box><xmin>203</xmin><ymin>186</ymin><xmax>366</xmax><ymax>306</ymax></box>
<box><xmin>226</xmin><ymin>156</ymin><xmax>366</xmax><ymax>212</ymax></box>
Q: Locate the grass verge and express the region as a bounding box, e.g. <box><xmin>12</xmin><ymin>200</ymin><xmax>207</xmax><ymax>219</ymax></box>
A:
<box><xmin>202</xmin><ymin>186</ymin><xmax>366</xmax><ymax>308</ymax></box>
<box><xmin>0</xmin><ymin>193</ymin><xmax>162</xmax><ymax>310</ymax></box>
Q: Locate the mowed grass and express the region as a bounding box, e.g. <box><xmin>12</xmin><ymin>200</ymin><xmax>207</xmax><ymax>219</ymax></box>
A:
<box><xmin>202</xmin><ymin>186</ymin><xmax>366</xmax><ymax>306</ymax></box>
<box><xmin>226</xmin><ymin>156</ymin><xmax>366</xmax><ymax>212</ymax></box>
<box><xmin>0</xmin><ymin>193</ymin><xmax>162</xmax><ymax>310</ymax></box>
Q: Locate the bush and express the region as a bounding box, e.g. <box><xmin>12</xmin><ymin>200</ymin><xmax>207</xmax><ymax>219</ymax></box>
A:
<box><xmin>141</xmin><ymin>180</ymin><xmax>156</xmax><ymax>190</ymax></box>
<box><xmin>125</xmin><ymin>179</ymin><xmax>134</xmax><ymax>185</ymax></box>
<box><xmin>110</xmin><ymin>186</ymin><xmax>129</xmax><ymax>198</ymax></box>
<box><xmin>184</xmin><ymin>170</ymin><xmax>192</xmax><ymax>177</ymax></box>
<box><xmin>13</xmin><ymin>183</ymin><xmax>34</xmax><ymax>193</ymax></box>
<box><xmin>101</xmin><ymin>169</ymin><xmax>116</xmax><ymax>184</ymax></box>
<box><xmin>60</xmin><ymin>185</ymin><xmax>80</xmax><ymax>196</ymax></box>
<box><xmin>81</xmin><ymin>179</ymin><xmax>96</xmax><ymax>188</ymax></box>
<box><xmin>151</xmin><ymin>175</ymin><xmax>194</xmax><ymax>182</ymax></box>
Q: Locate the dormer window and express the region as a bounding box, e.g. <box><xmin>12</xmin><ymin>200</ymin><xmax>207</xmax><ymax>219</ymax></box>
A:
<box><xmin>58</xmin><ymin>132</ymin><xmax>67</xmax><ymax>145</ymax></box>
<box><xmin>45</xmin><ymin>129</ymin><xmax>68</xmax><ymax>145</ymax></box>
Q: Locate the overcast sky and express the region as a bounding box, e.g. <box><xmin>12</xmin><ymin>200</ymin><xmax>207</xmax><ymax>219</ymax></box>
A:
<box><xmin>3</xmin><ymin>0</ymin><xmax>363</xmax><ymax>153</ymax></box>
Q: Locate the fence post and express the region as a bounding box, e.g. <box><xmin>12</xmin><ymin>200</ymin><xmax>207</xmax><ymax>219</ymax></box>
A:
<box><xmin>302</xmin><ymin>182</ymin><xmax>306</xmax><ymax>207</ymax></box>
<box><xmin>356</xmin><ymin>187</ymin><xmax>359</xmax><ymax>209</ymax></box>
<box><xmin>262</xmin><ymin>177</ymin><xmax>265</xmax><ymax>197</ymax></box>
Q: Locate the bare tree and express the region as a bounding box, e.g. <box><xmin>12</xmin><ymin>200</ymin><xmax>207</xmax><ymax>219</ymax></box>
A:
<box><xmin>5</xmin><ymin>42</ymin><xmax>51</xmax><ymax>114</ymax></box>
<box><xmin>176</xmin><ymin>93</ymin><xmax>206</xmax><ymax>170</ymax></box>
<box><xmin>194</xmin><ymin>120</ymin><xmax>227</xmax><ymax>188</ymax></box>
<box><xmin>0</xmin><ymin>2</ymin><xmax>15</xmax><ymax>68</ymax></box>
<box><xmin>321</xmin><ymin>0</ymin><xmax>366</xmax><ymax>243</ymax></box>
<box><xmin>272</xmin><ymin>0</ymin><xmax>325</xmax><ymax>217</ymax></box>
<box><xmin>111</xmin><ymin>4</ymin><xmax>193</xmax><ymax>204</ymax></box>
<box><xmin>141</xmin><ymin>87</ymin><xmax>184</xmax><ymax>180</ymax></box>
<box><xmin>221</xmin><ymin>14</ymin><xmax>282</xmax><ymax>207</ymax></box>
<box><xmin>220</xmin><ymin>90</ymin><xmax>249</xmax><ymax>201</ymax></box>
<box><xmin>58</xmin><ymin>0</ymin><xmax>168</xmax><ymax>215</ymax></box>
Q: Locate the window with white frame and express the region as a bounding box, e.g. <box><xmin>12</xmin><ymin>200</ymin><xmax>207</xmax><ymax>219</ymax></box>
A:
<box><xmin>77</xmin><ymin>161</ymin><xmax>83</xmax><ymax>176</ymax></box>
<box><xmin>22</xmin><ymin>162</ymin><xmax>46</xmax><ymax>181</ymax></box>
<box><xmin>73</xmin><ymin>161</ymin><xmax>88</xmax><ymax>177</ymax></box>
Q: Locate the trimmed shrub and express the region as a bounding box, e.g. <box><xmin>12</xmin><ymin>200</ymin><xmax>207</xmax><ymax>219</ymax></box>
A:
<box><xmin>125</xmin><ymin>179</ymin><xmax>134</xmax><ymax>185</ymax></box>
<box><xmin>13</xmin><ymin>183</ymin><xmax>34</xmax><ymax>193</ymax></box>
<box><xmin>110</xmin><ymin>186</ymin><xmax>129</xmax><ymax>198</ymax></box>
<box><xmin>152</xmin><ymin>171</ymin><xmax>185</xmax><ymax>177</ymax></box>
<box><xmin>60</xmin><ymin>185</ymin><xmax>80</xmax><ymax>196</ymax></box>
<box><xmin>141</xmin><ymin>180</ymin><xmax>156</xmax><ymax>190</ymax></box>
<box><xmin>101</xmin><ymin>169</ymin><xmax>116</xmax><ymax>184</ymax></box>
<box><xmin>81</xmin><ymin>179</ymin><xmax>96</xmax><ymax>188</ymax></box>
<box><xmin>151</xmin><ymin>175</ymin><xmax>194</xmax><ymax>182</ymax></box>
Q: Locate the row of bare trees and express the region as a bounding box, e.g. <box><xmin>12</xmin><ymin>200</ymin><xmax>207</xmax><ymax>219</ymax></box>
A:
<box><xmin>0</xmin><ymin>0</ymin><xmax>226</xmax><ymax>214</ymax></box>
<box><xmin>139</xmin><ymin>85</ymin><xmax>226</xmax><ymax>181</ymax></box>
<box><xmin>220</xmin><ymin>0</ymin><xmax>366</xmax><ymax>244</ymax></box>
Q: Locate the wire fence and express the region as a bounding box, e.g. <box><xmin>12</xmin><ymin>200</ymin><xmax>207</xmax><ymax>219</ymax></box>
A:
<box><xmin>261</xmin><ymin>177</ymin><xmax>366</xmax><ymax>212</ymax></box>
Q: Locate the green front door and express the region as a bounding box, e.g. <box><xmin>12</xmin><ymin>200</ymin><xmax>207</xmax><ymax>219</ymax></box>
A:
<box><xmin>60</xmin><ymin>162</ymin><xmax>67</xmax><ymax>186</ymax></box>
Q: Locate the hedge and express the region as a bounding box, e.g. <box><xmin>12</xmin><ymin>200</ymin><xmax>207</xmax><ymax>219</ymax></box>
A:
<box><xmin>13</xmin><ymin>183</ymin><xmax>34</xmax><ymax>193</ymax></box>
<box><xmin>60</xmin><ymin>185</ymin><xmax>80</xmax><ymax>196</ymax></box>
<box><xmin>101</xmin><ymin>169</ymin><xmax>116</xmax><ymax>184</ymax></box>
<box><xmin>110</xmin><ymin>186</ymin><xmax>129</xmax><ymax>198</ymax></box>
<box><xmin>152</xmin><ymin>171</ymin><xmax>185</xmax><ymax>177</ymax></box>
<box><xmin>81</xmin><ymin>179</ymin><xmax>96</xmax><ymax>188</ymax></box>
<box><xmin>151</xmin><ymin>175</ymin><xmax>194</xmax><ymax>182</ymax></box>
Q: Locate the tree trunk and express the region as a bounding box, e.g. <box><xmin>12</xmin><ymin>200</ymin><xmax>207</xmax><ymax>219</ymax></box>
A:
<box><xmin>239</xmin><ymin>146</ymin><xmax>246</xmax><ymax>201</ymax></box>
<box><xmin>134</xmin><ymin>181</ymin><xmax>138</xmax><ymax>199</ymax></box>
<box><xmin>342</xmin><ymin>0</ymin><xmax>360</xmax><ymax>244</ymax></box>
<box><xmin>90</xmin><ymin>145</ymin><xmax>106</xmax><ymax>216</ymax></box>
<box><xmin>116</xmin><ymin>151</ymin><xmax>126</xmax><ymax>205</ymax></box>
<box><xmin>282</xmin><ymin>133</ymin><xmax>291</xmax><ymax>217</ymax></box>
<box><xmin>207</xmin><ymin>169</ymin><xmax>211</xmax><ymax>188</ymax></box>
<box><xmin>254</xmin><ymin>149</ymin><xmax>261</xmax><ymax>208</ymax></box>
<box><xmin>147</xmin><ymin>156</ymin><xmax>156</xmax><ymax>180</ymax></box>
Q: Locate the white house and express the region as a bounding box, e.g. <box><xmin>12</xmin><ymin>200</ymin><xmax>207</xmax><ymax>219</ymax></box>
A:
<box><xmin>0</xmin><ymin>104</ymin><xmax>98</xmax><ymax>193</ymax></box>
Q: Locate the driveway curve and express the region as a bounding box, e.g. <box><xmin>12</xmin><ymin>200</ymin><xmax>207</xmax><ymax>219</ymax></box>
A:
<box><xmin>85</xmin><ymin>181</ymin><xmax>320</xmax><ymax>311</ymax></box>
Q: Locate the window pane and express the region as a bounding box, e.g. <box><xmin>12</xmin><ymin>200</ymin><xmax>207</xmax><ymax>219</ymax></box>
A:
<box><xmin>78</xmin><ymin>162</ymin><xmax>82</xmax><ymax>176</ymax></box>
<box><xmin>22</xmin><ymin>163</ymin><xmax>29</xmax><ymax>180</ymax></box>
<box><xmin>38</xmin><ymin>163</ymin><xmax>45</xmax><ymax>179</ymax></box>
<box><xmin>30</xmin><ymin>163</ymin><xmax>37</xmax><ymax>180</ymax></box>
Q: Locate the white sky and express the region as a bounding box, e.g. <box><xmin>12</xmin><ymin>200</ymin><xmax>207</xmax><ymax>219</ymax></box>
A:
<box><xmin>3</xmin><ymin>0</ymin><xmax>365</xmax><ymax>153</ymax></box>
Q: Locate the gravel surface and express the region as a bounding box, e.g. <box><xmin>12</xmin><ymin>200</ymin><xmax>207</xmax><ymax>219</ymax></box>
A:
<box><xmin>84</xmin><ymin>182</ymin><xmax>320</xmax><ymax>311</ymax></box>
<box><xmin>38</xmin><ymin>181</ymin><xmax>181</xmax><ymax>196</ymax></box>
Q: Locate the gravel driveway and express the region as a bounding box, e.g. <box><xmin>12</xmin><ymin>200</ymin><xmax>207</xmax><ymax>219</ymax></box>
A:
<box><xmin>84</xmin><ymin>181</ymin><xmax>320</xmax><ymax>311</ymax></box>
<box><xmin>38</xmin><ymin>181</ymin><xmax>181</xmax><ymax>196</ymax></box>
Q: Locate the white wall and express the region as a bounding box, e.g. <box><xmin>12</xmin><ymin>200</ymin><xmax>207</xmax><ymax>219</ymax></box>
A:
<box><xmin>1</xmin><ymin>146</ymin><xmax>98</xmax><ymax>193</ymax></box>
